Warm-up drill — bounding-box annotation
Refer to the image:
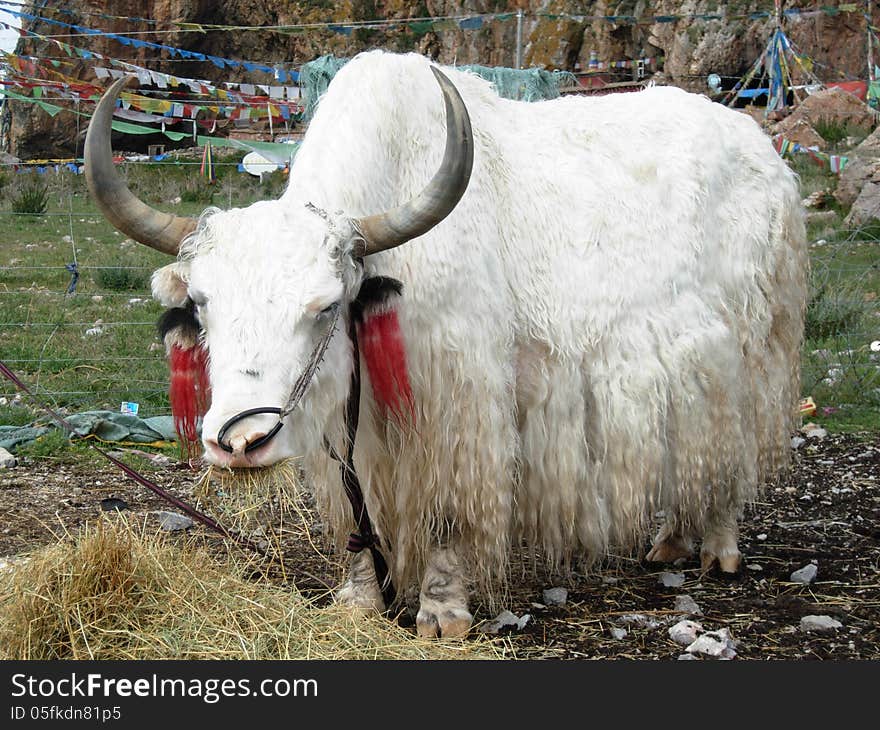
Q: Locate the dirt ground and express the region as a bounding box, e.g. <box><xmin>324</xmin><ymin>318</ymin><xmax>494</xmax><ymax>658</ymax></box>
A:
<box><xmin>1</xmin><ymin>429</ymin><xmax>877</xmax><ymax>660</ymax></box>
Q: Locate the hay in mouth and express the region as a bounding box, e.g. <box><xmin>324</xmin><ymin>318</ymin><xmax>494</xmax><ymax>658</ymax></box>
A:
<box><xmin>194</xmin><ymin>459</ymin><xmax>336</xmax><ymax>576</ymax></box>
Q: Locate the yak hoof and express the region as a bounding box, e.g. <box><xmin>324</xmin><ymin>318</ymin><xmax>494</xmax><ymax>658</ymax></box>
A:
<box><xmin>416</xmin><ymin>545</ymin><xmax>472</xmax><ymax>638</ymax></box>
<box><xmin>646</xmin><ymin>533</ymin><xmax>693</xmax><ymax>564</ymax></box>
<box><xmin>700</xmin><ymin>550</ymin><xmax>742</xmax><ymax>574</ymax></box>
<box><xmin>416</xmin><ymin>603</ymin><xmax>473</xmax><ymax>639</ymax></box>
<box><xmin>335</xmin><ymin>551</ymin><xmax>385</xmax><ymax>613</ymax></box>
<box><xmin>700</xmin><ymin>530</ymin><xmax>741</xmax><ymax>574</ymax></box>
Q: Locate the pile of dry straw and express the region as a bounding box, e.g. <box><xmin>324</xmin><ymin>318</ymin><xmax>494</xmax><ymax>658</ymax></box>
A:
<box><xmin>0</xmin><ymin>460</ymin><xmax>497</xmax><ymax>660</ymax></box>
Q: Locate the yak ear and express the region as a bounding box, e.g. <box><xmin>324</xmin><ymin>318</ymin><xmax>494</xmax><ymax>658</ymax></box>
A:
<box><xmin>151</xmin><ymin>262</ymin><xmax>191</xmax><ymax>308</ymax></box>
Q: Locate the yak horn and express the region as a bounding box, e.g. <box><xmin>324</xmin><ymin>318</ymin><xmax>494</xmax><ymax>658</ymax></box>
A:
<box><xmin>353</xmin><ymin>66</ymin><xmax>473</xmax><ymax>256</ymax></box>
<box><xmin>85</xmin><ymin>76</ymin><xmax>196</xmax><ymax>256</ymax></box>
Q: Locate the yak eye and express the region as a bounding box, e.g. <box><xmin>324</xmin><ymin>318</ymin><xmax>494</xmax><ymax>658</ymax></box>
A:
<box><xmin>317</xmin><ymin>302</ymin><xmax>339</xmax><ymax>319</ymax></box>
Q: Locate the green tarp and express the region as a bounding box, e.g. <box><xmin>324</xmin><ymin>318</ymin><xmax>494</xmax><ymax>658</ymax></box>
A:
<box><xmin>0</xmin><ymin>410</ymin><xmax>178</xmax><ymax>451</ymax></box>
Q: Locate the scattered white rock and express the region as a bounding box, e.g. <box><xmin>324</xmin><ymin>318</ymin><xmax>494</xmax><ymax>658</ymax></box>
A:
<box><xmin>0</xmin><ymin>556</ymin><xmax>28</xmax><ymax>573</ymax></box>
<box><xmin>601</xmin><ymin>575</ymin><xmax>619</xmax><ymax>585</ymax></box>
<box><xmin>149</xmin><ymin>342</ymin><xmax>164</xmax><ymax>352</ymax></box>
<box><xmin>658</xmin><ymin>571</ymin><xmax>686</xmax><ymax>588</ymax></box>
<box><xmin>91</xmin><ymin>295</ymin><xmax>103</xmax><ymax>302</ymax></box>
<box><xmin>669</xmin><ymin>619</ymin><xmax>703</xmax><ymax>646</ymax></box>
<box><xmin>685</xmin><ymin>628</ymin><xmax>737</xmax><ymax>659</ymax></box>
<box><xmin>805</xmin><ymin>427</ymin><xmax>828</xmax><ymax>440</ymax></box>
<box><xmin>802</xmin><ymin>191</ymin><xmax>829</xmax><ymax>208</ymax></box>
<box><xmin>747</xmin><ymin>563</ymin><xmax>763</xmax><ymax>572</ymax></box>
<box><xmin>480</xmin><ymin>610</ymin><xmax>531</xmax><ymax>634</ymax></box>
<box><xmin>791</xmin><ymin>436</ymin><xmax>806</xmax><ymax>449</ymax></box>
<box><xmin>0</xmin><ymin>447</ymin><xmax>16</xmax><ymax>468</ymax></box>
<box><xmin>619</xmin><ymin>613</ymin><xmax>663</xmax><ymax>630</ymax></box>
<box><xmin>0</xmin><ymin>397</ymin><xmax>6</xmax><ymax>406</ymax></box>
<box><xmin>84</xmin><ymin>319</ymin><xmax>104</xmax><ymax>337</ymax></box>
<box><xmin>756</xmin><ymin>533</ymin><xmax>768</xmax><ymax>541</ymax></box>
<box><xmin>61</xmin><ymin>234</ymin><xmax>72</xmax><ymax>243</ymax></box>
<box><xmin>125</xmin><ymin>448</ymin><xmax>172</xmax><ymax>466</ymax></box>
<box><xmin>800</xmin><ymin>615</ymin><xmax>842</xmax><ymax>633</ymax></box>
<box><xmin>609</xmin><ymin>627</ymin><xmax>627</xmax><ymax>640</ymax></box>
<box><xmin>542</xmin><ymin>587</ymin><xmax>568</xmax><ymax>606</ymax></box>
<box><xmin>156</xmin><ymin>511</ymin><xmax>193</xmax><ymax>531</ymax></box>
<box><xmin>674</xmin><ymin>594</ymin><xmax>702</xmax><ymax>615</ymax></box>
<box><xmin>128</xmin><ymin>297</ymin><xmax>143</xmax><ymax>305</ymax></box>
<box><xmin>678</xmin><ymin>653</ymin><xmax>698</xmax><ymax>660</ymax></box>
<box><xmin>790</xmin><ymin>563</ymin><xmax>818</xmax><ymax>584</ymax></box>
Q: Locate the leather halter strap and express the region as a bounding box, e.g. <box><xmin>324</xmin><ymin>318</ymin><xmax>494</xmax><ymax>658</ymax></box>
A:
<box><xmin>333</xmin><ymin>308</ymin><xmax>396</xmax><ymax>608</ymax></box>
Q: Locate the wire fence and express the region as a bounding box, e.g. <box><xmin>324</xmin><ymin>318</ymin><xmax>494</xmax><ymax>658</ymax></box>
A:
<box><xmin>0</xmin><ymin>152</ymin><xmax>878</xmax><ymax>431</ymax></box>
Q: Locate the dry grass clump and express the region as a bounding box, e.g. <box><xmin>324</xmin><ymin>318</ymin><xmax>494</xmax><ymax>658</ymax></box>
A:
<box><xmin>193</xmin><ymin>460</ymin><xmax>324</xmax><ymax>573</ymax></box>
<box><xmin>0</xmin><ymin>518</ymin><xmax>496</xmax><ymax>660</ymax></box>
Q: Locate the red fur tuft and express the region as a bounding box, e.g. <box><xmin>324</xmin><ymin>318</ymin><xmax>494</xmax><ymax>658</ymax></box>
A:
<box><xmin>357</xmin><ymin>309</ymin><xmax>413</xmax><ymax>423</ymax></box>
<box><xmin>168</xmin><ymin>344</ymin><xmax>210</xmax><ymax>458</ymax></box>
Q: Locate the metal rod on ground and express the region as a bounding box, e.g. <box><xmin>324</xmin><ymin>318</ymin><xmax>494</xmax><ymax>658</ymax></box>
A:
<box><xmin>0</xmin><ymin>359</ymin><xmax>269</xmax><ymax>558</ymax></box>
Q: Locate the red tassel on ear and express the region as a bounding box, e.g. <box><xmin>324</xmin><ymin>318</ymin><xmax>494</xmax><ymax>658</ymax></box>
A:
<box><xmin>168</xmin><ymin>344</ymin><xmax>210</xmax><ymax>459</ymax></box>
<box><xmin>357</xmin><ymin>309</ymin><xmax>414</xmax><ymax>424</ymax></box>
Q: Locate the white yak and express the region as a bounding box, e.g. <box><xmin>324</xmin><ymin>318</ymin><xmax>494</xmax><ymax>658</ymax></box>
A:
<box><xmin>85</xmin><ymin>51</ymin><xmax>807</xmax><ymax>637</ymax></box>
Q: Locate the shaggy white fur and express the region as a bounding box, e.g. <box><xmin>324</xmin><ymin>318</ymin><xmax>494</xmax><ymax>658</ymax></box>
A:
<box><xmin>152</xmin><ymin>51</ymin><xmax>807</xmax><ymax>613</ymax></box>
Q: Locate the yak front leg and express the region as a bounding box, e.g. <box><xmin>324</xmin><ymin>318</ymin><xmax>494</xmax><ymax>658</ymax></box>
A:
<box><xmin>416</xmin><ymin>544</ymin><xmax>472</xmax><ymax>638</ymax></box>
<box><xmin>335</xmin><ymin>550</ymin><xmax>385</xmax><ymax>613</ymax></box>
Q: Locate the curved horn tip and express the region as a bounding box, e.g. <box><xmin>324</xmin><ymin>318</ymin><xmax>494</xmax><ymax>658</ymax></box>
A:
<box><xmin>354</xmin><ymin>63</ymin><xmax>474</xmax><ymax>256</ymax></box>
<box><xmin>85</xmin><ymin>74</ymin><xmax>195</xmax><ymax>256</ymax></box>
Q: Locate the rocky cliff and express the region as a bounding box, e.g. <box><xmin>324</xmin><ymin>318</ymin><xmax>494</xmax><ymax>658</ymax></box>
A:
<box><xmin>2</xmin><ymin>1</ymin><xmax>875</xmax><ymax>157</ymax></box>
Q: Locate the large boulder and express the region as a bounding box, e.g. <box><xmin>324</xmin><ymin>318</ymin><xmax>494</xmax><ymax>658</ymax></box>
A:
<box><xmin>836</xmin><ymin>125</ymin><xmax>880</xmax><ymax>208</ymax></box>
<box><xmin>844</xmin><ymin>177</ymin><xmax>880</xmax><ymax>228</ymax></box>
<box><xmin>787</xmin><ymin>87</ymin><xmax>877</xmax><ymax>134</ymax></box>
<box><xmin>835</xmin><ymin>124</ymin><xmax>880</xmax><ymax>227</ymax></box>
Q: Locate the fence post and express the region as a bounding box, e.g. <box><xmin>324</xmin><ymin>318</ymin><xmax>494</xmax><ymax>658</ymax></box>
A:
<box><xmin>515</xmin><ymin>9</ymin><xmax>524</xmax><ymax>69</ymax></box>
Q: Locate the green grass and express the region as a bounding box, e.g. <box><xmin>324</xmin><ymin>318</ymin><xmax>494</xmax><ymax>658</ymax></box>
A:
<box><xmin>812</xmin><ymin>117</ymin><xmax>869</xmax><ymax>149</ymax></box>
<box><xmin>14</xmin><ymin>429</ymin><xmax>74</xmax><ymax>459</ymax></box>
<box><xmin>10</xmin><ymin>180</ymin><xmax>49</xmax><ymax>216</ymax></box>
<box><xmin>0</xmin><ymin>156</ymin><xmax>289</xmax><ymax>424</ymax></box>
<box><xmin>0</xmin><ymin>404</ymin><xmax>35</xmax><ymax>427</ymax></box>
<box><xmin>94</xmin><ymin>264</ymin><xmax>151</xmax><ymax>291</ymax></box>
<box><xmin>805</xmin><ymin>283</ymin><xmax>870</xmax><ymax>340</ymax></box>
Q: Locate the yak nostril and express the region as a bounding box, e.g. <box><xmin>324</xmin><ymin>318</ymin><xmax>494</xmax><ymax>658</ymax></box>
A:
<box><xmin>229</xmin><ymin>435</ymin><xmax>247</xmax><ymax>456</ymax></box>
<box><xmin>227</xmin><ymin>432</ymin><xmax>269</xmax><ymax>456</ymax></box>
<box><xmin>245</xmin><ymin>432</ymin><xmax>268</xmax><ymax>453</ymax></box>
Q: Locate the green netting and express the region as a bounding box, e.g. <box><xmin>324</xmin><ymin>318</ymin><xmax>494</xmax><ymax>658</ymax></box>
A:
<box><xmin>299</xmin><ymin>55</ymin><xmax>351</xmax><ymax>120</ymax></box>
<box><xmin>458</xmin><ymin>64</ymin><xmax>575</xmax><ymax>102</ymax></box>
<box><xmin>299</xmin><ymin>55</ymin><xmax>575</xmax><ymax>121</ymax></box>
